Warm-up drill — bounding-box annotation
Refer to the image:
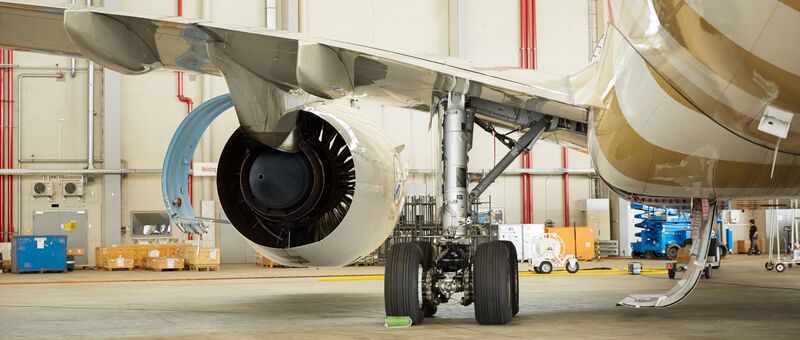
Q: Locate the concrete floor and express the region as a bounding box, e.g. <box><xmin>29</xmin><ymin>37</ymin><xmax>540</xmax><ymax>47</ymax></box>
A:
<box><xmin>0</xmin><ymin>255</ymin><xmax>798</xmax><ymax>339</ymax></box>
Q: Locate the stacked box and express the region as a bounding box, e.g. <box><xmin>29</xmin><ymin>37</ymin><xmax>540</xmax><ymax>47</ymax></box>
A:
<box><xmin>96</xmin><ymin>245</ymin><xmax>182</xmax><ymax>268</ymax></box>
<box><xmin>146</xmin><ymin>257</ymin><xmax>184</xmax><ymax>271</ymax></box>
<box><xmin>178</xmin><ymin>246</ymin><xmax>221</xmax><ymax>266</ymax></box>
<box><xmin>68</xmin><ymin>248</ymin><xmax>86</xmax><ymax>256</ymax></box>
<box><xmin>104</xmin><ymin>257</ymin><xmax>134</xmax><ymax>270</ymax></box>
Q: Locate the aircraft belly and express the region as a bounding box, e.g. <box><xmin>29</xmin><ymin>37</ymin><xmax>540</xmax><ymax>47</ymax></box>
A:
<box><xmin>589</xmin><ymin>24</ymin><xmax>800</xmax><ymax>200</ymax></box>
<box><xmin>613</xmin><ymin>0</ymin><xmax>800</xmax><ymax>153</ymax></box>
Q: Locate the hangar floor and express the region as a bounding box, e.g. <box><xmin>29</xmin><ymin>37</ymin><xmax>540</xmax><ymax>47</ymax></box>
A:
<box><xmin>1</xmin><ymin>255</ymin><xmax>798</xmax><ymax>339</ymax></box>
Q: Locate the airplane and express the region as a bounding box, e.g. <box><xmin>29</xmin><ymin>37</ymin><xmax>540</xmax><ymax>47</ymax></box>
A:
<box><xmin>1</xmin><ymin>0</ymin><xmax>798</xmax><ymax>326</ymax></box>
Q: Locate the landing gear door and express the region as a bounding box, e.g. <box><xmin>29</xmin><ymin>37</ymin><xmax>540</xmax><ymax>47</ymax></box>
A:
<box><xmin>618</xmin><ymin>199</ymin><xmax>717</xmax><ymax>308</ymax></box>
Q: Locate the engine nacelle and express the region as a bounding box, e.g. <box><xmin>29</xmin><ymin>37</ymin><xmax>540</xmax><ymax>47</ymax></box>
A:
<box><xmin>218</xmin><ymin>103</ymin><xmax>404</xmax><ymax>267</ymax></box>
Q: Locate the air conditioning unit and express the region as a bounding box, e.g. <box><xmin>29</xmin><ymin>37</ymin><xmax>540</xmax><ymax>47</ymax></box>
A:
<box><xmin>63</xmin><ymin>181</ymin><xmax>85</xmax><ymax>197</ymax></box>
<box><xmin>32</xmin><ymin>181</ymin><xmax>54</xmax><ymax>197</ymax></box>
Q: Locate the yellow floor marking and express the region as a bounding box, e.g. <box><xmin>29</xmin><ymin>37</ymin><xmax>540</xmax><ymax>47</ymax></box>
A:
<box><xmin>319</xmin><ymin>269</ymin><xmax>667</xmax><ymax>281</ymax></box>
<box><xmin>318</xmin><ymin>275</ymin><xmax>385</xmax><ymax>282</ymax></box>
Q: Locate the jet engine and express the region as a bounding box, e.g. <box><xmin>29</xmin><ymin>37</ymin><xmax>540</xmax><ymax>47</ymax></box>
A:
<box><xmin>218</xmin><ymin>103</ymin><xmax>405</xmax><ymax>267</ymax></box>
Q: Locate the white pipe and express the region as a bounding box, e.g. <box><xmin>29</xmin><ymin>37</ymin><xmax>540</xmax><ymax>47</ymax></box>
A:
<box><xmin>0</xmin><ymin>169</ymin><xmax>161</xmax><ymax>175</ymax></box>
<box><xmin>70</xmin><ymin>0</ymin><xmax>77</xmax><ymax>77</ymax></box>
<box><xmin>85</xmin><ymin>2</ymin><xmax>93</xmax><ymax>166</ymax></box>
<box><xmin>1</xmin><ymin>65</ymin><xmax>90</xmax><ymax>72</ymax></box>
<box><xmin>87</xmin><ymin>62</ymin><xmax>95</xmax><ymax>169</ymax></box>
<box><xmin>201</xmin><ymin>0</ymin><xmax>213</xmax><ymax>202</ymax></box>
<box><xmin>408</xmin><ymin>168</ymin><xmax>596</xmax><ymax>176</ymax></box>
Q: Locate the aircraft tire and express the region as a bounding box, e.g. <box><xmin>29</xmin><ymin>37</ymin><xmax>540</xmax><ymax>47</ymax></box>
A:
<box><xmin>385</xmin><ymin>242</ymin><xmax>427</xmax><ymax>325</ymax></box>
<box><xmin>473</xmin><ymin>241</ymin><xmax>513</xmax><ymax>325</ymax></box>
<box><xmin>498</xmin><ymin>240</ymin><xmax>520</xmax><ymax>316</ymax></box>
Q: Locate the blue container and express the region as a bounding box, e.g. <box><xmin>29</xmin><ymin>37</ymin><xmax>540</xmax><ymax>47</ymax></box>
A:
<box><xmin>11</xmin><ymin>235</ymin><xmax>68</xmax><ymax>273</ymax></box>
<box><xmin>726</xmin><ymin>228</ymin><xmax>734</xmax><ymax>252</ymax></box>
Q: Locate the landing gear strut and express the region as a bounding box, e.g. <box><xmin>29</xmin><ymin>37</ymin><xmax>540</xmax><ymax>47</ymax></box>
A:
<box><xmin>384</xmin><ymin>88</ymin><xmax>548</xmax><ymax>325</ymax></box>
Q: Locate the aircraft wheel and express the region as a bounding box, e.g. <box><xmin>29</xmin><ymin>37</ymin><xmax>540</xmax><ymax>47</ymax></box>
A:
<box><xmin>414</xmin><ymin>241</ymin><xmax>437</xmax><ymax>317</ymax></box>
<box><xmin>473</xmin><ymin>241</ymin><xmax>513</xmax><ymax>325</ymax></box>
<box><xmin>498</xmin><ymin>241</ymin><xmax>520</xmax><ymax>316</ymax></box>
<box><xmin>775</xmin><ymin>263</ymin><xmax>786</xmax><ymax>273</ymax></box>
<box><xmin>539</xmin><ymin>261</ymin><xmax>553</xmax><ymax>274</ymax></box>
<box><xmin>384</xmin><ymin>242</ymin><xmax>430</xmax><ymax>325</ymax></box>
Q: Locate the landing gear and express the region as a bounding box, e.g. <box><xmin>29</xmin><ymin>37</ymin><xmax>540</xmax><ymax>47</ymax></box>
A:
<box><xmin>383</xmin><ymin>89</ymin><xmax>550</xmax><ymax>325</ymax></box>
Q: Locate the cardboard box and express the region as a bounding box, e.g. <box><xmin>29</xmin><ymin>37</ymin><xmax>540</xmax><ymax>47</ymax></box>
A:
<box><xmin>736</xmin><ymin>239</ymin><xmax>764</xmax><ymax>254</ymax></box>
<box><xmin>104</xmin><ymin>257</ymin><xmax>134</xmax><ymax>270</ymax></box>
<box><xmin>146</xmin><ymin>257</ymin><xmax>184</xmax><ymax>271</ymax></box>
<box><xmin>68</xmin><ymin>248</ymin><xmax>85</xmax><ymax>256</ymax></box>
<box><xmin>544</xmin><ymin>226</ymin><xmax>596</xmax><ymax>260</ymax></box>
<box><xmin>178</xmin><ymin>246</ymin><xmax>221</xmax><ymax>266</ymax></box>
<box><xmin>676</xmin><ymin>246</ymin><xmax>692</xmax><ymax>263</ymax></box>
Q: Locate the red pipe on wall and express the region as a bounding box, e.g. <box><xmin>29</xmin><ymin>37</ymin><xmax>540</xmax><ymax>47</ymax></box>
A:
<box><xmin>519</xmin><ymin>0</ymin><xmax>528</xmax><ymax>69</ymax></box>
<box><xmin>9</xmin><ymin>49</ymin><xmax>13</xmax><ymax>240</ymax></box>
<box><xmin>519</xmin><ymin>1</ymin><xmax>537</xmax><ymax>224</ymax></box>
<box><xmin>1</xmin><ymin>49</ymin><xmax>5</xmax><ymax>242</ymax></box>
<box><xmin>529</xmin><ymin>0</ymin><xmax>537</xmax><ymax>69</ymax></box>
<box><xmin>9</xmin><ymin>50</ymin><xmax>13</xmax><ymax>238</ymax></box>
<box><xmin>562</xmin><ymin>147</ymin><xmax>570</xmax><ymax>227</ymax></box>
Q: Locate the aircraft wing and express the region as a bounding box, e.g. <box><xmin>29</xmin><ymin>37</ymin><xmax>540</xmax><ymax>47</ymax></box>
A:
<box><xmin>0</xmin><ymin>1</ymin><xmax>589</xmax><ymax>127</ymax></box>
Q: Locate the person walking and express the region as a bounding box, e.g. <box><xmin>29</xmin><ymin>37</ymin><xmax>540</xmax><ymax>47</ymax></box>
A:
<box><xmin>748</xmin><ymin>219</ymin><xmax>761</xmax><ymax>255</ymax></box>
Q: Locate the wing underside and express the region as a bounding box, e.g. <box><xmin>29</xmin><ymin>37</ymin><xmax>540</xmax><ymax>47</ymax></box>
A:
<box><xmin>0</xmin><ymin>1</ymin><xmax>589</xmax><ymax>142</ymax></box>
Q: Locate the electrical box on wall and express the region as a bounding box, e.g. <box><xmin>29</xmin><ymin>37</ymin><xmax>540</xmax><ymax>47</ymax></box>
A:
<box><xmin>62</xmin><ymin>181</ymin><xmax>84</xmax><ymax>197</ymax></box>
<box><xmin>32</xmin><ymin>181</ymin><xmax>54</xmax><ymax>197</ymax></box>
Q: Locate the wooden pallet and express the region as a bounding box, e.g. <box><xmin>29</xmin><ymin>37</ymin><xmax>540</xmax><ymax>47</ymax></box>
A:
<box><xmin>188</xmin><ymin>264</ymin><xmax>220</xmax><ymax>272</ymax></box>
<box><xmin>257</xmin><ymin>261</ymin><xmax>284</xmax><ymax>268</ymax></box>
<box><xmin>147</xmin><ymin>267</ymin><xmax>184</xmax><ymax>272</ymax></box>
<box><xmin>146</xmin><ymin>257</ymin><xmax>185</xmax><ymax>272</ymax></box>
<box><xmin>103</xmin><ymin>267</ymin><xmax>133</xmax><ymax>271</ymax></box>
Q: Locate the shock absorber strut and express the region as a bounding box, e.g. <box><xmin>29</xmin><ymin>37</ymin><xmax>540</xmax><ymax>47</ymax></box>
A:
<box><xmin>441</xmin><ymin>90</ymin><xmax>473</xmax><ymax>239</ymax></box>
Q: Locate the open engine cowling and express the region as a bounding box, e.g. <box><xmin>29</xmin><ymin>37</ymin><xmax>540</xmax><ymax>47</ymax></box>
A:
<box><xmin>218</xmin><ymin>103</ymin><xmax>404</xmax><ymax>267</ymax></box>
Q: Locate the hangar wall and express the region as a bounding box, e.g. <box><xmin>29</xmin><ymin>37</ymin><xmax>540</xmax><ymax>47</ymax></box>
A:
<box><xmin>301</xmin><ymin>0</ymin><xmax>595</xmax><ymax>226</ymax></box>
<box><xmin>8</xmin><ymin>0</ymin><xmax>597</xmax><ymax>264</ymax></box>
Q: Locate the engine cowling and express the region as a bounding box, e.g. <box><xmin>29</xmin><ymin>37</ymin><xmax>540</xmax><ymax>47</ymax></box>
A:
<box><xmin>218</xmin><ymin>103</ymin><xmax>405</xmax><ymax>267</ymax></box>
